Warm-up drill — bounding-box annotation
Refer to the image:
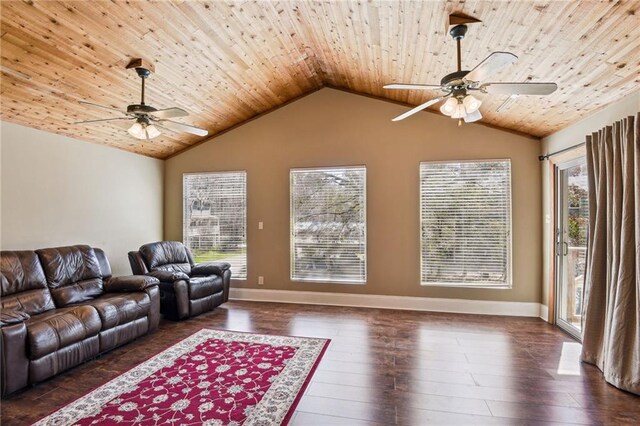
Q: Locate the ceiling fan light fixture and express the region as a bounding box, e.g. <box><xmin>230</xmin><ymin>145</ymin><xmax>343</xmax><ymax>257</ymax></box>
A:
<box><xmin>128</xmin><ymin>122</ymin><xmax>145</xmax><ymax>139</ymax></box>
<box><xmin>451</xmin><ymin>102</ymin><xmax>467</xmax><ymax>119</ymax></box>
<box><xmin>145</xmin><ymin>124</ymin><xmax>161</xmax><ymax>139</ymax></box>
<box><xmin>463</xmin><ymin>94</ymin><xmax>482</xmax><ymax>113</ymax></box>
<box><xmin>128</xmin><ymin>120</ymin><xmax>161</xmax><ymax>140</ymax></box>
<box><xmin>440</xmin><ymin>97</ymin><xmax>458</xmax><ymax>116</ymax></box>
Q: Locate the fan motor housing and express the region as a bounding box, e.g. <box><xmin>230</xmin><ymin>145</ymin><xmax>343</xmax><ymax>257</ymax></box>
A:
<box><xmin>441</xmin><ymin>70</ymin><xmax>470</xmax><ymax>88</ymax></box>
<box><xmin>127</xmin><ymin>104</ymin><xmax>157</xmax><ymax>115</ymax></box>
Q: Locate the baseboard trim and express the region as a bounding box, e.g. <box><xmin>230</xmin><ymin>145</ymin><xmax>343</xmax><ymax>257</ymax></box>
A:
<box><xmin>229</xmin><ymin>288</ymin><xmax>542</xmax><ymax>317</ymax></box>
<box><xmin>539</xmin><ymin>304</ymin><xmax>550</xmax><ymax>322</ymax></box>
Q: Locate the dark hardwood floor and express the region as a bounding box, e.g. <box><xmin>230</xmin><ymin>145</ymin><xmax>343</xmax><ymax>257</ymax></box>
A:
<box><xmin>2</xmin><ymin>301</ymin><xmax>639</xmax><ymax>425</ymax></box>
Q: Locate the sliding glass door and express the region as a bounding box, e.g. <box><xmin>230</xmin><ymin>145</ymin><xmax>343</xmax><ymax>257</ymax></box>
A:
<box><xmin>555</xmin><ymin>158</ymin><xmax>589</xmax><ymax>340</ymax></box>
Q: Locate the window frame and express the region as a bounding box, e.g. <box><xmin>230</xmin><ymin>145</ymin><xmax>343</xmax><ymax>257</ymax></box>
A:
<box><xmin>289</xmin><ymin>165</ymin><xmax>367</xmax><ymax>284</ymax></box>
<box><xmin>182</xmin><ymin>170</ymin><xmax>248</xmax><ymax>280</ymax></box>
<box><xmin>419</xmin><ymin>159</ymin><xmax>513</xmax><ymax>289</ymax></box>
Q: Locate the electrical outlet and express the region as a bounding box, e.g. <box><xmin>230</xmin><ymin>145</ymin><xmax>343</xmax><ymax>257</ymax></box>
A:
<box><xmin>258</xmin><ymin>276</ymin><xmax>264</xmax><ymax>285</ymax></box>
<box><xmin>258</xmin><ymin>221</ymin><xmax>263</xmax><ymax>230</ymax></box>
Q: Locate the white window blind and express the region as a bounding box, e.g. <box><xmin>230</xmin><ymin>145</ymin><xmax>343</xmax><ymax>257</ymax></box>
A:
<box><xmin>420</xmin><ymin>160</ymin><xmax>512</xmax><ymax>287</ymax></box>
<box><xmin>183</xmin><ymin>171</ymin><xmax>247</xmax><ymax>279</ymax></box>
<box><xmin>290</xmin><ymin>166</ymin><xmax>366</xmax><ymax>283</ymax></box>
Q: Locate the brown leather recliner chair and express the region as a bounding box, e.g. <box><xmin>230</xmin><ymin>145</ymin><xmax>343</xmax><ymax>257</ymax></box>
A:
<box><xmin>0</xmin><ymin>245</ymin><xmax>160</xmax><ymax>397</ymax></box>
<box><xmin>128</xmin><ymin>241</ymin><xmax>231</xmax><ymax>321</ymax></box>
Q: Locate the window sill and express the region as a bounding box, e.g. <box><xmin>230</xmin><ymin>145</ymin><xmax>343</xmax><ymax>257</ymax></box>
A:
<box><xmin>292</xmin><ymin>278</ymin><xmax>366</xmax><ymax>285</ymax></box>
<box><xmin>421</xmin><ymin>283</ymin><xmax>512</xmax><ymax>289</ymax></box>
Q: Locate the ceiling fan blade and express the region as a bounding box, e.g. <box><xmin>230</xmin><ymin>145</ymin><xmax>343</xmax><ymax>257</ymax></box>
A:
<box><xmin>464</xmin><ymin>52</ymin><xmax>518</xmax><ymax>83</ymax></box>
<box><xmin>75</xmin><ymin>117</ymin><xmax>132</xmax><ymax>125</ymax></box>
<box><xmin>384</xmin><ymin>83</ymin><xmax>442</xmax><ymax>90</ymax></box>
<box><xmin>157</xmin><ymin>119</ymin><xmax>208</xmax><ymax>136</ymax></box>
<box><xmin>464</xmin><ymin>109</ymin><xmax>482</xmax><ymax>123</ymax></box>
<box><xmin>79</xmin><ymin>100</ymin><xmax>124</xmax><ymax>114</ymax></box>
<box><xmin>148</xmin><ymin>107</ymin><xmax>189</xmax><ymax>119</ymax></box>
<box><xmin>392</xmin><ymin>96</ymin><xmax>448</xmax><ymax>122</ymax></box>
<box><xmin>481</xmin><ymin>82</ymin><xmax>558</xmax><ymax>95</ymax></box>
<box><xmin>75</xmin><ymin>117</ymin><xmax>133</xmax><ymax>130</ymax></box>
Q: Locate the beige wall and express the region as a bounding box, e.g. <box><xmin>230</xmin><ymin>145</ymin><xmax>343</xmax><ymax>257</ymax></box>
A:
<box><xmin>165</xmin><ymin>88</ymin><xmax>542</xmax><ymax>303</ymax></box>
<box><xmin>165</xmin><ymin>89</ymin><xmax>541</xmax><ymax>302</ymax></box>
<box><xmin>0</xmin><ymin>122</ymin><xmax>164</xmax><ymax>275</ymax></box>
<box><xmin>539</xmin><ymin>92</ymin><xmax>640</xmax><ymax>311</ymax></box>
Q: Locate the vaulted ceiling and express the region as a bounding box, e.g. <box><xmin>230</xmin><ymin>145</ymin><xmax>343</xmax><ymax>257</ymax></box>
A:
<box><xmin>1</xmin><ymin>1</ymin><xmax>639</xmax><ymax>159</ymax></box>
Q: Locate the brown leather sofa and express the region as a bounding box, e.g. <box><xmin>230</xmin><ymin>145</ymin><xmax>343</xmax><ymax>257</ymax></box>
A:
<box><xmin>128</xmin><ymin>241</ymin><xmax>231</xmax><ymax>321</ymax></box>
<box><xmin>0</xmin><ymin>245</ymin><xmax>160</xmax><ymax>397</ymax></box>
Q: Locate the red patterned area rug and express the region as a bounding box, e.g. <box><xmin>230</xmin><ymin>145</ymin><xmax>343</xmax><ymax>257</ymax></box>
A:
<box><xmin>34</xmin><ymin>329</ymin><xmax>330</xmax><ymax>426</ymax></box>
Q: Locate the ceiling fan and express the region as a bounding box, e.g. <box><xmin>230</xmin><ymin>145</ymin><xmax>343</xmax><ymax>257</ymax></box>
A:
<box><xmin>75</xmin><ymin>59</ymin><xmax>208</xmax><ymax>140</ymax></box>
<box><xmin>384</xmin><ymin>23</ymin><xmax>557</xmax><ymax>124</ymax></box>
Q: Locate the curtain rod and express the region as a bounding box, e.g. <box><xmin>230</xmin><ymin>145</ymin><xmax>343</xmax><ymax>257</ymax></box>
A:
<box><xmin>538</xmin><ymin>142</ymin><xmax>586</xmax><ymax>161</ymax></box>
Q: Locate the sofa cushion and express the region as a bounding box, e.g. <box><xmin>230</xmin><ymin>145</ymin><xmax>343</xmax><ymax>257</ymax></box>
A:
<box><xmin>81</xmin><ymin>292</ymin><xmax>151</xmax><ymax>330</ymax></box>
<box><xmin>36</xmin><ymin>246</ymin><xmax>104</xmax><ymax>307</ymax></box>
<box><xmin>49</xmin><ymin>278</ymin><xmax>105</xmax><ymax>306</ymax></box>
<box><xmin>189</xmin><ymin>276</ymin><xmax>223</xmax><ymax>300</ymax></box>
<box><xmin>26</xmin><ymin>305</ymin><xmax>101</xmax><ymax>359</ymax></box>
<box><xmin>1</xmin><ymin>251</ymin><xmax>56</xmax><ymax>315</ymax></box>
<box><xmin>139</xmin><ymin>241</ymin><xmax>191</xmax><ymax>274</ymax></box>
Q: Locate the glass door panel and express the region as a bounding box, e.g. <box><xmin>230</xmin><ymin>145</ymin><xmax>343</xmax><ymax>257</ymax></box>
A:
<box><xmin>556</xmin><ymin>158</ymin><xmax>589</xmax><ymax>339</ymax></box>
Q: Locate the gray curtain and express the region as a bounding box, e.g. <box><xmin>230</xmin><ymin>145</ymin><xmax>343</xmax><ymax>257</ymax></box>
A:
<box><xmin>581</xmin><ymin>113</ymin><xmax>639</xmax><ymax>395</ymax></box>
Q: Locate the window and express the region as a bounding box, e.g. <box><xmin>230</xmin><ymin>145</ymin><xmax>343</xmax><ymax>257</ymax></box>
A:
<box><xmin>290</xmin><ymin>166</ymin><xmax>367</xmax><ymax>283</ymax></box>
<box><xmin>420</xmin><ymin>160</ymin><xmax>512</xmax><ymax>288</ymax></box>
<box><xmin>183</xmin><ymin>171</ymin><xmax>247</xmax><ymax>279</ymax></box>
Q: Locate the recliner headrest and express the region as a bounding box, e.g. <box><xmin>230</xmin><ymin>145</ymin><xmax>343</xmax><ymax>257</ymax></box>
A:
<box><xmin>139</xmin><ymin>241</ymin><xmax>191</xmax><ymax>270</ymax></box>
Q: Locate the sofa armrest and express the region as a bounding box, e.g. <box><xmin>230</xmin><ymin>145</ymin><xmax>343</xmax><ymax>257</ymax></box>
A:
<box><xmin>1</xmin><ymin>309</ymin><xmax>31</xmax><ymax>395</ymax></box>
<box><xmin>0</xmin><ymin>309</ymin><xmax>30</xmax><ymax>327</ymax></box>
<box><xmin>104</xmin><ymin>275</ymin><xmax>160</xmax><ymax>292</ymax></box>
<box><xmin>1</xmin><ymin>318</ymin><xmax>29</xmax><ymax>396</ymax></box>
<box><xmin>191</xmin><ymin>262</ymin><xmax>231</xmax><ymax>277</ymax></box>
<box><xmin>148</xmin><ymin>270</ymin><xmax>190</xmax><ymax>282</ymax></box>
<box><xmin>142</xmin><ymin>285</ymin><xmax>161</xmax><ymax>331</ymax></box>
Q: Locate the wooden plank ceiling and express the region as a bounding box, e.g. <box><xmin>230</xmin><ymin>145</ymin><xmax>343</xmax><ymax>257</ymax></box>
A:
<box><xmin>1</xmin><ymin>0</ymin><xmax>639</xmax><ymax>159</ymax></box>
